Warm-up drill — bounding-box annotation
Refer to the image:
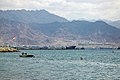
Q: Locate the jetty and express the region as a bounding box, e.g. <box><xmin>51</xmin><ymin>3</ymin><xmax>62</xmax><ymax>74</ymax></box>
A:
<box><xmin>0</xmin><ymin>47</ymin><xmax>19</xmax><ymax>52</ymax></box>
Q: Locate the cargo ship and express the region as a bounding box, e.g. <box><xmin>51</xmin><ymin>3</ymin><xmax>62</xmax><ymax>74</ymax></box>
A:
<box><xmin>66</xmin><ymin>46</ymin><xmax>76</xmax><ymax>49</ymax></box>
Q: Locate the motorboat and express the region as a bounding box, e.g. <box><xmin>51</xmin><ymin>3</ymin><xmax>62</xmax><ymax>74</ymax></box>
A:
<box><xmin>19</xmin><ymin>53</ymin><xmax>35</xmax><ymax>57</ymax></box>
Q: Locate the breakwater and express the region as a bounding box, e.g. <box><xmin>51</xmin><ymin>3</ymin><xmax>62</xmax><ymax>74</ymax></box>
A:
<box><xmin>0</xmin><ymin>47</ymin><xmax>19</xmax><ymax>52</ymax></box>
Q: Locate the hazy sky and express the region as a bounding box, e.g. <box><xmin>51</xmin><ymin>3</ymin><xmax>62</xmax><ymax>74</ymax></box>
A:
<box><xmin>0</xmin><ymin>0</ymin><xmax>120</xmax><ymax>20</ymax></box>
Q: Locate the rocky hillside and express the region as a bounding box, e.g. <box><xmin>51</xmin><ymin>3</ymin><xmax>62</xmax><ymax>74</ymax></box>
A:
<box><xmin>0</xmin><ymin>18</ymin><xmax>50</xmax><ymax>45</ymax></box>
<box><xmin>0</xmin><ymin>10</ymin><xmax>120</xmax><ymax>45</ymax></box>
<box><xmin>30</xmin><ymin>20</ymin><xmax>120</xmax><ymax>43</ymax></box>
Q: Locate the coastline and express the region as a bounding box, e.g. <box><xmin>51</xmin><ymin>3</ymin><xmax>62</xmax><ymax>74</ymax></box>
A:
<box><xmin>0</xmin><ymin>44</ymin><xmax>119</xmax><ymax>52</ymax></box>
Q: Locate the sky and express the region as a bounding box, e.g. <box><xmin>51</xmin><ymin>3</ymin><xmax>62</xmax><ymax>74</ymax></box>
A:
<box><xmin>0</xmin><ymin>0</ymin><xmax>120</xmax><ymax>21</ymax></box>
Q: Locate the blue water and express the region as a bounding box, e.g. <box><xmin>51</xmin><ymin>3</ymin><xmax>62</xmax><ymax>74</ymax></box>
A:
<box><xmin>0</xmin><ymin>49</ymin><xmax>120</xmax><ymax>80</ymax></box>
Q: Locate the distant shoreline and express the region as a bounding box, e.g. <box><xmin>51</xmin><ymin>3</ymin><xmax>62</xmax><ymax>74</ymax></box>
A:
<box><xmin>0</xmin><ymin>46</ymin><xmax>119</xmax><ymax>52</ymax></box>
<box><xmin>18</xmin><ymin>47</ymin><xmax>118</xmax><ymax>50</ymax></box>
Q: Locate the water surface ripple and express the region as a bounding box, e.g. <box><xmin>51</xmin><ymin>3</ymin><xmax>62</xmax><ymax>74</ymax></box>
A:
<box><xmin>0</xmin><ymin>49</ymin><xmax>120</xmax><ymax>80</ymax></box>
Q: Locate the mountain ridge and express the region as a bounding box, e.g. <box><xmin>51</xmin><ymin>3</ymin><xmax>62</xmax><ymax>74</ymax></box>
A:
<box><xmin>0</xmin><ymin>10</ymin><xmax>120</xmax><ymax>45</ymax></box>
<box><xmin>30</xmin><ymin>20</ymin><xmax>120</xmax><ymax>42</ymax></box>
<box><xmin>0</xmin><ymin>9</ymin><xmax>68</xmax><ymax>24</ymax></box>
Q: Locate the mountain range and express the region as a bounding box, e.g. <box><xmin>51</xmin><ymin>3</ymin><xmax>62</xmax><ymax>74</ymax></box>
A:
<box><xmin>0</xmin><ymin>10</ymin><xmax>120</xmax><ymax>45</ymax></box>
<box><xmin>0</xmin><ymin>9</ymin><xmax>68</xmax><ymax>24</ymax></box>
<box><xmin>105</xmin><ymin>20</ymin><xmax>120</xmax><ymax>29</ymax></box>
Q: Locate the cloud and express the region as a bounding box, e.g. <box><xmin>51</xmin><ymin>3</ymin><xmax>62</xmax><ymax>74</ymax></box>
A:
<box><xmin>65</xmin><ymin>0</ymin><xmax>110</xmax><ymax>4</ymax></box>
<box><xmin>0</xmin><ymin>0</ymin><xmax>120</xmax><ymax>20</ymax></box>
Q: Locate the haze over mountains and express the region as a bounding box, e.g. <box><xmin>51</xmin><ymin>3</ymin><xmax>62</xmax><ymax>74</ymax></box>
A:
<box><xmin>105</xmin><ymin>20</ymin><xmax>120</xmax><ymax>29</ymax></box>
<box><xmin>0</xmin><ymin>10</ymin><xmax>120</xmax><ymax>45</ymax></box>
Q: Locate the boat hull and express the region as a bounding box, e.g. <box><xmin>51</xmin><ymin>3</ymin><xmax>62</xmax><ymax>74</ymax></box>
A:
<box><xmin>19</xmin><ymin>55</ymin><xmax>35</xmax><ymax>57</ymax></box>
<box><xmin>66</xmin><ymin>46</ymin><xmax>76</xmax><ymax>49</ymax></box>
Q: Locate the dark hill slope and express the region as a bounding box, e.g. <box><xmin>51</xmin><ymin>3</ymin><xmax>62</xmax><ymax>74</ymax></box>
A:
<box><xmin>30</xmin><ymin>20</ymin><xmax>120</xmax><ymax>42</ymax></box>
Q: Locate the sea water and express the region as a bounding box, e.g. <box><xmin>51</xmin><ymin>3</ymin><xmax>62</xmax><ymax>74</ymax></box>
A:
<box><xmin>0</xmin><ymin>49</ymin><xmax>120</xmax><ymax>80</ymax></box>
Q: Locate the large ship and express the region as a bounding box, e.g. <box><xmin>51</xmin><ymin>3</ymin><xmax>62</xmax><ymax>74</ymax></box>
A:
<box><xmin>66</xmin><ymin>46</ymin><xmax>76</xmax><ymax>49</ymax></box>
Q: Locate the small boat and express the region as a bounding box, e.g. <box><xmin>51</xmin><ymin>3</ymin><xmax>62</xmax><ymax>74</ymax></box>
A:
<box><xmin>19</xmin><ymin>53</ymin><xmax>35</xmax><ymax>57</ymax></box>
